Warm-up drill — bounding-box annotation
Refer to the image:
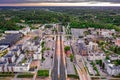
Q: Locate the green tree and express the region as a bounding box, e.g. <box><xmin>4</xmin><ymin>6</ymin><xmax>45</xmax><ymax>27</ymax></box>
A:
<box><xmin>70</xmin><ymin>54</ymin><xmax>74</xmax><ymax>62</ymax></box>
<box><xmin>64</xmin><ymin>46</ymin><xmax>70</xmax><ymax>52</ymax></box>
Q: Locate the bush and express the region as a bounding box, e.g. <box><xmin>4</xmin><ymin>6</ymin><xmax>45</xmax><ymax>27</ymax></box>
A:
<box><xmin>67</xmin><ymin>74</ymin><xmax>79</xmax><ymax>79</ymax></box>
<box><xmin>17</xmin><ymin>73</ymin><xmax>34</xmax><ymax>78</ymax></box>
<box><xmin>90</xmin><ymin>61</ymin><xmax>100</xmax><ymax>76</ymax></box>
<box><xmin>0</xmin><ymin>72</ymin><xmax>15</xmax><ymax>77</ymax></box>
<box><xmin>64</xmin><ymin>46</ymin><xmax>70</xmax><ymax>52</ymax></box>
<box><xmin>41</xmin><ymin>41</ymin><xmax>45</xmax><ymax>48</ymax></box>
<box><xmin>70</xmin><ymin>54</ymin><xmax>74</xmax><ymax>62</ymax></box>
<box><xmin>37</xmin><ymin>70</ymin><xmax>49</xmax><ymax>77</ymax></box>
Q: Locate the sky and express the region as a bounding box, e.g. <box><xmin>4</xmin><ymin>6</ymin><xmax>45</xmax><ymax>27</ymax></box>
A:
<box><xmin>0</xmin><ymin>0</ymin><xmax>120</xmax><ymax>6</ymax></box>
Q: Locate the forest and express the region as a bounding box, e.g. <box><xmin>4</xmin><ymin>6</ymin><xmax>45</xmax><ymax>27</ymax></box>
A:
<box><xmin>0</xmin><ymin>7</ymin><xmax>120</xmax><ymax>32</ymax></box>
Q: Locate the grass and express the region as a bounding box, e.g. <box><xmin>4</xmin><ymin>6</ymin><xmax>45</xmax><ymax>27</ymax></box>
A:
<box><xmin>0</xmin><ymin>72</ymin><xmax>15</xmax><ymax>77</ymax></box>
<box><xmin>111</xmin><ymin>60</ymin><xmax>120</xmax><ymax>66</ymax></box>
<box><xmin>90</xmin><ymin>62</ymin><xmax>100</xmax><ymax>76</ymax></box>
<box><xmin>74</xmin><ymin>65</ymin><xmax>78</xmax><ymax>75</ymax></box>
<box><xmin>21</xmin><ymin>58</ymin><xmax>27</xmax><ymax>63</ymax></box>
<box><xmin>17</xmin><ymin>73</ymin><xmax>34</xmax><ymax>78</ymax></box>
<box><xmin>112</xmin><ymin>74</ymin><xmax>120</xmax><ymax>78</ymax></box>
<box><xmin>37</xmin><ymin>70</ymin><xmax>49</xmax><ymax>77</ymax></box>
<box><xmin>67</xmin><ymin>74</ymin><xmax>79</xmax><ymax>79</ymax></box>
<box><xmin>0</xmin><ymin>50</ymin><xmax>8</xmax><ymax>57</ymax></box>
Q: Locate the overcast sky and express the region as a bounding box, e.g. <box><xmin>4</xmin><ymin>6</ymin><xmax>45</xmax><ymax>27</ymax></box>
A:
<box><xmin>0</xmin><ymin>0</ymin><xmax>120</xmax><ymax>6</ymax></box>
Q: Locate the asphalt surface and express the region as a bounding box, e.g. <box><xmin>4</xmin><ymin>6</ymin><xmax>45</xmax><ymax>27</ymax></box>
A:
<box><xmin>52</xmin><ymin>36</ymin><xmax>58</xmax><ymax>80</ymax></box>
<box><xmin>52</xmin><ymin>24</ymin><xmax>66</xmax><ymax>80</ymax></box>
<box><xmin>60</xmin><ymin>35</ymin><xmax>66</xmax><ymax>80</ymax></box>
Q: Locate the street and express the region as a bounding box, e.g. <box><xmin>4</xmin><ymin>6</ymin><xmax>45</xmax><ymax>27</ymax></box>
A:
<box><xmin>51</xmin><ymin>24</ymin><xmax>66</xmax><ymax>80</ymax></box>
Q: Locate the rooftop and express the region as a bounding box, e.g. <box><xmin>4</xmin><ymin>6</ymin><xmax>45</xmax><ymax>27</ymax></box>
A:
<box><xmin>0</xmin><ymin>45</ymin><xmax>9</xmax><ymax>51</ymax></box>
<box><xmin>0</xmin><ymin>33</ymin><xmax>23</xmax><ymax>46</ymax></box>
<box><xmin>4</xmin><ymin>53</ymin><xmax>14</xmax><ymax>58</ymax></box>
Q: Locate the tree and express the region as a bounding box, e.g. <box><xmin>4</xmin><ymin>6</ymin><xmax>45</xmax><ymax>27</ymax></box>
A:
<box><xmin>102</xmin><ymin>63</ymin><xmax>105</xmax><ymax>69</ymax></box>
<box><xmin>99</xmin><ymin>60</ymin><xmax>102</xmax><ymax>67</ymax></box>
<box><xmin>70</xmin><ymin>54</ymin><xmax>74</xmax><ymax>62</ymax></box>
<box><xmin>41</xmin><ymin>41</ymin><xmax>45</xmax><ymax>48</ymax></box>
<box><xmin>64</xmin><ymin>46</ymin><xmax>70</xmax><ymax>52</ymax></box>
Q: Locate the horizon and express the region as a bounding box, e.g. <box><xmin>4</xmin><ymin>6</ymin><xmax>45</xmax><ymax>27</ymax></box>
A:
<box><xmin>0</xmin><ymin>5</ymin><xmax>120</xmax><ymax>7</ymax></box>
<box><xmin>0</xmin><ymin>3</ymin><xmax>120</xmax><ymax>7</ymax></box>
<box><xmin>0</xmin><ymin>0</ymin><xmax>120</xmax><ymax>7</ymax></box>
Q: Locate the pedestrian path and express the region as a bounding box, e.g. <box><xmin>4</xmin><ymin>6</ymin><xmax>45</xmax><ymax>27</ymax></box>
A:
<box><xmin>66</xmin><ymin>57</ymin><xmax>75</xmax><ymax>75</ymax></box>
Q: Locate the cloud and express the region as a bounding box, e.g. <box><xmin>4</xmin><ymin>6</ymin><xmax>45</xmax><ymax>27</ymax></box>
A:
<box><xmin>0</xmin><ymin>2</ymin><xmax>120</xmax><ymax>6</ymax></box>
<box><xmin>0</xmin><ymin>0</ymin><xmax>120</xmax><ymax>3</ymax></box>
<box><xmin>0</xmin><ymin>0</ymin><xmax>120</xmax><ymax>6</ymax></box>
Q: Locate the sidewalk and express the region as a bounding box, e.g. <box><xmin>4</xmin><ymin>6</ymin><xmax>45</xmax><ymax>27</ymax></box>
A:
<box><xmin>66</xmin><ymin>57</ymin><xmax>75</xmax><ymax>75</ymax></box>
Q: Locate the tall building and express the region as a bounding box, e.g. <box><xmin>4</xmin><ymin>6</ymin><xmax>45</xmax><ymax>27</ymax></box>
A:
<box><xmin>88</xmin><ymin>42</ymin><xmax>98</xmax><ymax>52</ymax></box>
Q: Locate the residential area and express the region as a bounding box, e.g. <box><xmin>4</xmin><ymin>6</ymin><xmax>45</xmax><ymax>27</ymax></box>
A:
<box><xmin>0</xmin><ymin>22</ymin><xmax>120</xmax><ymax>80</ymax></box>
<box><xmin>0</xmin><ymin>7</ymin><xmax>120</xmax><ymax>80</ymax></box>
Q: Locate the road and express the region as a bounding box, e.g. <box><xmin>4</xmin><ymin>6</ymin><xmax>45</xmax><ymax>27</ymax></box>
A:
<box><xmin>51</xmin><ymin>36</ymin><xmax>59</xmax><ymax>80</ymax></box>
<box><xmin>71</xmin><ymin>42</ymin><xmax>91</xmax><ymax>80</ymax></box>
<box><xmin>60</xmin><ymin>35</ymin><xmax>66</xmax><ymax>80</ymax></box>
<box><xmin>51</xmin><ymin>24</ymin><xmax>66</xmax><ymax>80</ymax></box>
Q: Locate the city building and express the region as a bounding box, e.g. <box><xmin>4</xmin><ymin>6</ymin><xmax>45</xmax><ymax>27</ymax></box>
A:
<box><xmin>0</xmin><ymin>33</ymin><xmax>23</xmax><ymax>47</ymax></box>
<box><xmin>11</xmin><ymin>48</ymin><xmax>21</xmax><ymax>57</ymax></box>
<box><xmin>5</xmin><ymin>31</ymin><xmax>20</xmax><ymax>34</ymax></box>
<box><xmin>19</xmin><ymin>27</ymin><xmax>30</xmax><ymax>35</ymax></box>
<box><xmin>115</xmin><ymin>38</ymin><xmax>120</xmax><ymax>46</ymax></box>
<box><xmin>78</xmin><ymin>42</ymin><xmax>87</xmax><ymax>56</ymax></box>
<box><xmin>99</xmin><ymin>29</ymin><xmax>115</xmax><ymax>38</ymax></box>
<box><xmin>4</xmin><ymin>53</ymin><xmax>16</xmax><ymax>64</ymax></box>
<box><xmin>33</xmin><ymin>53</ymin><xmax>42</xmax><ymax>60</ymax></box>
<box><xmin>104</xmin><ymin>60</ymin><xmax>120</xmax><ymax>76</ymax></box>
<box><xmin>87</xmin><ymin>51</ymin><xmax>106</xmax><ymax>60</ymax></box>
<box><xmin>109</xmin><ymin>54</ymin><xmax>120</xmax><ymax>60</ymax></box>
<box><xmin>87</xmin><ymin>42</ymin><xmax>98</xmax><ymax>52</ymax></box>
<box><xmin>16</xmin><ymin>54</ymin><xmax>25</xmax><ymax>64</ymax></box>
<box><xmin>0</xmin><ymin>60</ymin><xmax>8</xmax><ymax>72</ymax></box>
<box><xmin>0</xmin><ymin>45</ymin><xmax>9</xmax><ymax>53</ymax></box>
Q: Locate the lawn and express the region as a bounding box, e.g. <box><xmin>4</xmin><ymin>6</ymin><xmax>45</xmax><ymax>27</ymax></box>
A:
<box><xmin>0</xmin><ymin>50</ymin><xmax>8</xmax><ymax>57</ymax></box>
<box><xmin>90</xmin><ymin>62</ymin><xmax>100</xmax><ymax>76</ymax></box>
<box><xmin>17</xmin><ymin>73</ymin><xmax>34</xmax><ymax>78</ymax></box>
<box><xmin>111</xmin><ymin>60</ymin><xmax>120</xmax><ymax>66</ymax></box>
<box><xmin>68</xmin><ymin>74</ymin><xmax>79</xmax><ymax>79</ymax></box>
<box><xmin>37</xmin><ymin>70</ymin><xmax>49</xmax><ymax>77</ymax></box>
<box><xmin>0</xmin><ymin>72</ymin><xmax>15</xmax><ymax>77</ymax></box>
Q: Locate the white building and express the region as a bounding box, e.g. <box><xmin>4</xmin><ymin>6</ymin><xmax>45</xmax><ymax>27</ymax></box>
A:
<box><xmin>104</xmin><ymin>60</ymin><xmax>120</xmax><ymax>76</ymax></box>
<box><xmin>0</xmin><ymin>59</ymin><xmax>8</xmax><ymax>72</ymax></box>
<box><xmin>16</xmin><ymin>44</ymin><xmax>25</xmax><ymax>51</ymax></box>
<box><xmin>19</xmin><ymin>27</ymin><xmax>30</xmax><ymax>35</ymax></box>
<box><xmin>0</xmin><ymin>57</ymin><xmax>32</xmax><ymax>72</ymax></box>
<box><xmin>33</xmin><ymin>46</ymin><xmax>42</xmax><ymax>60</ymax></box>
<box><xmin>87</xmin><ymin>42</ymin><xmax>98</xmax><ymax>52</ymax></box>
<box><xmin>88</xmin><ymin>51</ymin><xmax>106</xmax><ymax>60</ymax></box>
<box><xmin>5</xmin><ymin>31</ymin><xmax>20</xmax><ymax>34</ymax></box>
<box><xmin>109</xmin><ymin>54</ymin><xmax>120</xmax><ymax>60</ymax></box>
<box><xmin>100</xmin><ymin>29</ymin><xmax>115</xmax><ymax>38</ymax></box>
<box><xmin>33</xmin><ymin>53</ymin><xmax>42</xmax><ymax>60</ymax></box>
<box><xmin>11</xmin><ymin>48</ymin><xmax>21</xmax><ymax>56</ymax></box>
<box><xmin>6</xmin><ymin>63</ymin><xmax>30</xmax><ymax>72</ymax></box>
<box><xmin>101</xmin><ymin>32</ymin><xmax>111</xmax><ymax>37</ymax></box>
<box><xmin>4</xmin><ymin>53</ymin><xmax>16</xmax><ymax>64</ymax></box>
<box><xmin>0</xmin><ymin>45</ymin><xmax>9</xmax><ymax>53</ymax></box>
<box><xmin>16</xmin><ymin>54</ymin><xmax>25</xmax><ymax>64</ymax></box>
<box><xmin>14</xmin><ymin>63</ymin><xmax>30</xmax><ymax>72</ymax></box>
